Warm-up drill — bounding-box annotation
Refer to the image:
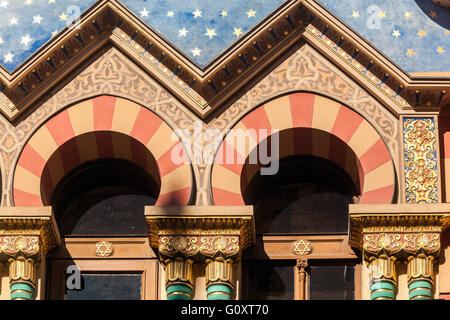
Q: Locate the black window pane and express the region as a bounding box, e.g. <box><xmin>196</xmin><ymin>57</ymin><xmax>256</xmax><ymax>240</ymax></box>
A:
<box><xmin>65</xmin><ymin>274</ymin><xmax>141</xmax><ymax>300</ymax></box>
<box><xmin>245</xmin><ymin>261</ymin><xmax>294</xmax><ymax>300</ymax></box>
<box><xmin>245</xmin><ymin>155</ymin><xmax>356</xmax><ymax>234</ymax></box>
<box><xmin>64</xmin><ymin>193</ymin><xmax>155</xmax><ymax>235</ymax></box>
<box><xmin>309</xmin><ymin>265</ymin><xmax>354</xmax><ymax>300</ymax></box>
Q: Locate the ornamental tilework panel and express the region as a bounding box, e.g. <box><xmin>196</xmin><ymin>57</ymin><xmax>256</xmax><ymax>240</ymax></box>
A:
<box><xmin>403</xmin><ymin>117</ymin><xmax>439</xmax><ymax>203</ymax></box>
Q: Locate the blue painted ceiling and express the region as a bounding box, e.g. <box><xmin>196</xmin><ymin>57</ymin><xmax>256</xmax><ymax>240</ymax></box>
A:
<box><xmin>318</xmin><ymin>0</ymin><xmax>449</xmax><ymax>73</ymax></box>
<box><xmin>0</xmin><ymin>0</ymin><xmax>448</xmax><ymax>73</ymax></box>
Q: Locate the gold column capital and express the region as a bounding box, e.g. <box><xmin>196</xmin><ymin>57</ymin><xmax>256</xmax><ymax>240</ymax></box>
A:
<box><xmin>407</xmin><ymin>254</ymin><xmax>435</xmax><ymax>285</ymax></box>
<box><xmin>0</xmin><ymin>206</ymin><xmax>61</xmax><ymax>262</ymax></box>
<box><xmin>145</xmin><ymin>206</ymin><xmax>254</xmax><ymax>262</ymax></box>
<box><xmin>165</xmin><ymin>257</ymin><xmax>195</xmax><ymax>289</ymax></box>
<box><xmin>205</xmin><ymin>257</ymin><xmax>234</xmax><ymax>288</ymax></box>
<box><xmin>8</xmin><ymin>257</ymin><xmax>37</xmax><ymax>288</ymax></box>
<box><xmin>349</xmin><ymin>204</ymin><xmax>450</xmax><ymax>259</ymax></box>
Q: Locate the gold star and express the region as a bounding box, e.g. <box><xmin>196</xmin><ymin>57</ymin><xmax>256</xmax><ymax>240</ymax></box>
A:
<box><xmin>437</xmin><ymin>46</ymin><xmax>445</xmax><ymax>54</ymax></box>
<box><xmin>205</xmin><ymin>28</ymin><xmax>217</xmax><ymax>39</ymax></box>
<box><xmin>379</xmin><ymin>11</ymin><xmax>386</xmax><ymax>19</ymax></box>
<box><xmin>404</xmin><ymin>11</ymin><xmax>412</xmax><ymax>19</ymax></box>
<box><xmin>95</xmin><ymin>241</ymin><xmax>113</xmax><ymax>257</ymax></box>
<box><xmin>406</xmin><ymin>49</ymin><xmax>416</xmax><ymax>57</ymax></box>
<box><xmin>446</xmin><ymin>30</ymin><xmax>450</xmax><ymax>36</ymax></box>
<box><xmin>221</xmin><ymin>10</ymin><xmax>228</xmax><ymax>17</ymax></box>
<box><xmin>429</xmin><ymin>10</ymin><xmax>437</xmax><ymax>19</ymax></box>
<box><xmin>191</xmin><ymin>47</ymin><xmax>201</xmax><ymax>57</ymax></box>
<box><xmin>417</xmin><ymin>30</ymin><xmax>427</xmax><ymax>38</ymax></box>
<box><xmin>392</xmin><ymin>29</ymin><xmax>401</xmax><ymax>38</ymax></box>
<box><xmin>293</xmin><ymin>240</ymin><xmax>311</xmax><ymax>255</ymax></box>
<box><xmin>59</xmin><ymin>12</ymin><xmax>68</xmax><ymax>21</ymax></box>
<box><xmin>233</xmin><ymin>28</ymin><xmax>243</xmax><ymax>37</ymax></box>
<box><xmin>246</xmin><ymin>9</ymin><xmax>256</xmax><ymax>18</ymax></box>
<box><xmin>351</xmin><ymin>11</ymin><xmax>360</xmax><ymax>18</ymax></box>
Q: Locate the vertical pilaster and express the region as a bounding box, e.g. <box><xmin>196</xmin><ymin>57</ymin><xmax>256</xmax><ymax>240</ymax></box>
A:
<box><xmin>403</xmin><ymin>117</ymin><xmax>439</xmax><ymax>203</ymax></box>
<box><xmin>407</xmin><ymin>254</ymin><xmax>435</xmax><ymax>300</ymax></box>
<box><xmin>205</xmin><ymin>258</ymin><xmax>233</xmax><ymax>300</ymax></box>
<box><xmin>368</xmin><ymin>255</ymin><xmax>397</xmax><ymax>300</ymax></box>
<box><xmin>165</xmin><ymin>257</ymin><xmax>195</xmax><ymax>300</ymax></box>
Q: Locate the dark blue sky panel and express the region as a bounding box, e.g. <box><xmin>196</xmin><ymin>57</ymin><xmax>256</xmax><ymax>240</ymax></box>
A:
<box><xmin>0</xmin><ymin>0</ymin><xmax>447</xmax><ymax>72</ymax></box>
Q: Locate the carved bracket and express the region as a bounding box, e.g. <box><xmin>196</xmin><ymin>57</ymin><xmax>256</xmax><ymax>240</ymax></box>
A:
<box><xmin>145</xmin><ymin>206</ymin><xmax>254</xmax><ymax>263</ymax></box>
<box><xmin>349</xmin><ymin>204</ymin><xmax>450</xmax><ymax>260</ymax></box>
<box><xmin>0</xmin><ymin>207</ymin><xmax>61</xmax><ymax>262</ymax></box>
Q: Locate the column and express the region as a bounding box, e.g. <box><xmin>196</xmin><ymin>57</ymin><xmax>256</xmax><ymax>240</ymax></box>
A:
<box><xmin>0</xmin><ymin>207</ymin><xmax>60</xmax><ymax>301</ymax></box>
<box><xmin>9</xmin><ymin>257</ymin><xmax>37</xmax><ymax>300</ymax></box>
<box><xmin>146</xmin><ymin>206</ymin><xmax>255</xmax><ymax>301</ymax></box>
<box><xmin>205</xmin><ymin>258</ymin><xmax>233</xmax><ymax>300</ymax></box>
<box><xmin>296</xmin><ymin>259</ymin><xmax>308</xmax><ymax>300</ymax></box>
<box><xmin>165</xmin><ymin>257</ymin><xmax>195</xmax><ymax>300</ymax></box>
<box><xmin>368</xmin><ymin>255</ymin><xmax>397</xmax><ymax>300</ymax></box>
<box><xmin>407</xmin><ymin>254</ymin><xmax>435</xmax><ymax>300</ymax></box>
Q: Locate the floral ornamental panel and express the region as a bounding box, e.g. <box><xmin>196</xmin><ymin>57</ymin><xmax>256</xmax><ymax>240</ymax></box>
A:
<box><xmin>403</xmin><ymin>118</ymin><xmax>439</xmax><ymax>203</ymax></box>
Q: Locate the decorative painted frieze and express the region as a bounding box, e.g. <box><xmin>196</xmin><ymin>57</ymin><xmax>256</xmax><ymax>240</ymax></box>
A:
<box><xmin>403</xmin><ymin>117</ymin><xmax>439</xmax><ymax>203</ymax></box>
<box><xmin>159</xmin><ymin>235</ymin><xmax>240</xmax><ymax>259</ymax></box>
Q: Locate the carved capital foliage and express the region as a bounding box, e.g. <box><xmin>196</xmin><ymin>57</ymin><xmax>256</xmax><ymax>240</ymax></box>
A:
<box><xmin>205</xmin><ymin>258</ymin><xmax>234</xmax><ymax>287</ymax></box>
<box><xmin>164</xmin><ymin>257</ymin><xmax>194</xmax><ymax>289</ymax></box>
<box><xmin>8</xmin><ymin>257</ymin><xmax>37</xmax><ymax>287</ymax></box>
<box><xmin>407</xmin><ymin>254</ymin><xmax>435</xmax><ymax>285</ymax></box>
<box><xmin>0</xmin><ymin>209</ymin><xmax>60</xmax><ymax>261</ymax></box>
<box><xmin>148</xmin><ymin>217</ymin><xmax>253</xmax><ymax>262</ymax></box>
<box><xmin>362</xmin><ymin>232</ymin><xmax>440</xmax><ymax>259</ymax></box>
<box><xmin>368</xmin><ymin>255</ymin><xmax>397</xmax><ymax>284</ymax></box>
<box><xmin>0</xmin><ymin>236</ymin><xmax>40</xmax><ymax>259</ymax></box>
<box><xmin>146</xmin><ymin>207</ymin><xmax>254</xmax><ymax>262</ymax></box>
<box><xmin>159</xmin><ymin>235</ymin><xmax>240</xmax><ymax>259</ymax></box>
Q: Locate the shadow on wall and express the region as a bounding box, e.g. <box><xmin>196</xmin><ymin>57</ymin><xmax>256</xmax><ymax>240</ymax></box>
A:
<box><xmin>415</xmin><ymin>0</ymin><xmax>450</xmax><ymax>29</ymax></box>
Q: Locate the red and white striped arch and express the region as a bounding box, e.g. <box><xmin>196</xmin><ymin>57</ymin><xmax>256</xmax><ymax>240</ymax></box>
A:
<box><xmin>14</xmin><ymin>95</ymin><xmax>192</xmax><ymax>206</ymax></box>
<box><xmin>211</xmin><ymin>92</ymin><xmax>395</xmax><ymax>205</ymax></box>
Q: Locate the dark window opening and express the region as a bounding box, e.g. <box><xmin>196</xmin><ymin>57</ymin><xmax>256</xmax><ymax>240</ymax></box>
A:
<box><xmin>50</xmin><ymin>158</ymin><xmax>160</xmax><ymax>236</ymax></box>
<box><xmin>243</xmin><ymin>155</ymin><xmax>358</xmax><ymax>235</ymax></box>
<box><xmin>309</xmin><ymin>264</ymin><xmax>355</xmax><ymax>300</ymax></box>
<box><xmin>64</xmin><ymin>274</ymin><xmax>142</xmax><ymax>300</ymax></box>
<box><xmin>243</xmin><ymin>260</ymin><xmax>295</xmax><ymax>300</ymax></box>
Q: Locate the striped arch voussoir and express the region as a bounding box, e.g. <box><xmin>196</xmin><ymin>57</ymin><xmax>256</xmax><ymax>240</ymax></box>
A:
<box><xmin>14</xmin><ymin>95</ymin><xmax>192</xmax><ymax>207</ymax></box>
<box><xmin>211</xmin><ymin>92</ymin><xmax>395</xmax><ymax>205</ymax></box>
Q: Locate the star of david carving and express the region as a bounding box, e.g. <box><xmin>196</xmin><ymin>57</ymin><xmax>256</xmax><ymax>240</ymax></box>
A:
<box><xmin>293</xmin><ymin>239</ymin><xmax>311</xmax><ymax>255</ymax></box>
<box><xmin>96</xmin><ymin>241</ymin><xmax>113</xmax><ymax>257</ymax></box>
